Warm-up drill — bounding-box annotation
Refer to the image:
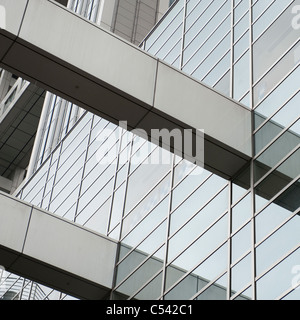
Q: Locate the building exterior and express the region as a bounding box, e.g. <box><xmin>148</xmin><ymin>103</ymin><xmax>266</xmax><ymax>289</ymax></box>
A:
<box><xmin>0</xmin><ymin>0</ymin><xmax>299</xmax><ymax>300</ymax></box>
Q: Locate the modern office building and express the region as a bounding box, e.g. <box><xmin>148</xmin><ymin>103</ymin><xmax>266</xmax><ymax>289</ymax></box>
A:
<box><xmin>0</xmin><ymin>0</ymin><xmax>299</xmax><ymax>300</ymax></box>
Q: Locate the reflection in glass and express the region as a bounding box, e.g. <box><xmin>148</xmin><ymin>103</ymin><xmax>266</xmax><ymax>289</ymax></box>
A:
<box><xmin>165</xmin><ymin>242</ymin><xmax>228</xmax><ymax>296</ymax></box>
<box><xmin>165</xmin><ymin>270</ymin><xmax>206</xmax><ymax>300</ymax></box>
<box><xmin>255</xmin><ymin>151</ymin><xmax>300</xmax><ymax>212</ymax></box>
<box><xmin>195</xmin><ymin>273</ymin><xmax>227</xmax><ymax>300</ymax></box>
<box><xmin>254</xmin><ymin>91</ymin><xmax>300</xmax><ymax>154</ymax></box>
<box><xmin>255</xmin><ymin>130</ymin><xmax>299</xmax><ymax>183</ymax></box>
<box><xmin>133</xmin><ymin>272</ymin><xmax>163</xmax><ymax>300</ymax></box>
<box><xmin>232</xmin><ymin>164</ymin><xmax>251</xmax><ymax>204</ymax></box>
<box><xmin>115</xmin><ymin>246</ymin><xmax>165</xmax><ymax>298</ymax></box>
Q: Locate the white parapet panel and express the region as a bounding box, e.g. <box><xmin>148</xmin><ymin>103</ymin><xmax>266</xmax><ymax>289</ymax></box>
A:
<box><xmin>0</xmin><ymin>192</ymin><xmax>118</xmax><ymax>300</ymax></box>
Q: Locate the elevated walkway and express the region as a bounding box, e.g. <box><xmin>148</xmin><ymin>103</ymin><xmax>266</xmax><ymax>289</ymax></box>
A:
<box><xmin>0</xmin><ymin>0</ymin><xmax>252</xmax><ymax>180</ymax></box>
<box><xmin>0</xmin><ymin>191</ymin><xmax>118</xmax><ymax>300</ymax></box>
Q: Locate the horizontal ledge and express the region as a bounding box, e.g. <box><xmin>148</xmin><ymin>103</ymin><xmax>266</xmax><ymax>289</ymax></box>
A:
<box><xmin>0</xmin><ymin>191</ymin><xmax>118</xmax><ymax>299</ymax></box>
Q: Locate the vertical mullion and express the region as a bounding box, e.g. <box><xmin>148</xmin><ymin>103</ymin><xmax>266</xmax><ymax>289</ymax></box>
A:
<box><xmin>40</xmin><ymin>151</ymin><xmax>54</xmax><ymax>209</ymax></box>
<box><xmin>249</xmin><ymin>0</ymin><xmax>256</xmax><ymax>301</ymax></box>
<box><xmin>74</xmin><ymin>114</ymin><xmax>94</xmax><ymax>222</ymax></box>
<box><xmin>161</xmin><ymin>153</ymin><xmax>175</xmax><ymax>299</ymax></box>
<box><xmin>107</xmin><ymin>127</ymin><xmax>124</xmax><ymax>236</ymax></box>
<box><xmin>179</xmin><ymin>0</ymin><xmax>187</xmax><ymax>70</ymax></box>
<box><xmin>46</xmin><ymin>141</ymin><xmax>63</xmax><ymax>211</ymax></box>
<box><xmin>230</xmin><ymin>0</ymin><xmax>234</xmax><ymax>98</ymax></box>
<box><xmin>118</xmin><ymin>132</ymin><xmax>134</xmax><ymax>238</ymax></box>
<box><xmin>131</xmin><ymin>0</ymin><xmax>140</xmax><ymax>44</ymax></box>
<box><xmin>110</xmin><ymin>131</ymin><xmax>134</xmax><ymax>298</ymax></box>
<box><xmin>228</xmin><ymin>0</ymin><xmax>234</xmax><ymax>299</ymax></box>
<box><xmin>227</xmin><ymin>181</ymin><xmax>232</xmax><ymax>300</ymax></box>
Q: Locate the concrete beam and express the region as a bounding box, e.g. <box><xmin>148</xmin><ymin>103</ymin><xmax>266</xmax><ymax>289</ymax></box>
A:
<box><xmin>0</xmin><ymin>191</ymin><xmax>118</xmax><ymax>300</ymax></box>
<box><xmin>0</xmin><ymin>0</ymin><xmax>252</xmax><ymax>179</ymax></box>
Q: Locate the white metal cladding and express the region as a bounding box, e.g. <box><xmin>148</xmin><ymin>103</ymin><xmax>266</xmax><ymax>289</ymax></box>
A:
<box><xmin>0</xmin><ymin>191</ymin><xmax>118</xmax><ymax>300</ymax></box>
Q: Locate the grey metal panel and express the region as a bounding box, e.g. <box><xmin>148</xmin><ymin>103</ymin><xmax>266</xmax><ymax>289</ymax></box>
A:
<box><xmin>154</xmin><ymin>61</ymin><xmax>252</xmax><ymax>157</ymax></box>
<box><xmin>24</xmin><ymin>207</ymin><xmax>117</xmax><ymax>289</ymax></box>
<box><xmin>0</xmin><ymin>0</ymin><xmax>28</xmax><ymax>36</ymax></box>
<box><xmin>0</xmin><ymin>0</ymin><xmax>252</xmax><ymax>179</ymax></box>
<box><xmin>0</xmin><ymin>191</ymin><xmax>118</xmax><ymax>300</ymax></box>
<box><xmin>0</xmin><ymin>192</ymin><xmax>31</xmax><ymax>252</ymax></box>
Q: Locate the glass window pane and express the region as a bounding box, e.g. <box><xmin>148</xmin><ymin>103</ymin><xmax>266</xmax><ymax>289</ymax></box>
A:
<box><xmin>170</xmin><ymin>175</ymin><xmax>227</xmax><ymax>235</ymax></box>
<box><xmin>254</xmin><ymin>91</ymin><xmax>300</xmax><ymax>154</ymax></box>
<box><xmin>232</xmin><ymin>193</ymin><xmax>252</xmax><ymax>233</ymax></box>
<box><xmin>256</xmin><ymin>215</ymin><xmax>300</xmax><ymax>277</ymax></box>
<box><xmin>255</xmin><ymin>201</ymin><xmax>297</xmax><ymax>244</ymax></box>
<box><xmin>171</xmin><ymin>168</ymin><xmax>211</xmax><ymax>211</ymax></box>
<box><xmin>256</xmin><ymin>248</ymin><xmax>300</xmax><ymax>300</ymax></box>
<box><xmin>233</xmin><ymin>50</ymin><xmax>250</xmax><ymax>101</ymax></box>
<box><xmin>122</xmin><ymin>197</ymin><xmax>169</xmax><ymax>249</ymax></box>
<box><xmin>253</xmin><ymin>3</ymin><xmax>299</xmax><ymax>82</ymax></box>
<box><xmin>109</xmin><ymin>183</ymin><xmax>126</xmax><ymax>231</ymax></box>
<box><xmin>165</xmin><ymin>242</ymin><xmax>228</xmax><ymax>300</ymax></box>
<box><xmin>231</xmin><ymin>254</ymin><xmax>252</xmax><ymax>297</ymax></box>
<box><xmin>76</xmin><ymin>197</ymin><xmax>111</xmax><ymax>235</ymax></box>
<box><xmin>116</xmin><ymin>246</ymin><xmax>165</xmax><ymax>298</ymax></box>
<box><xmin>133</xmin><ymin>272</ymin><xmax>163</xmax><ymax>300</ymax></box>
<box><xmin>252</xmin><ymin>0</ymin><xmax>291</xmax><ymax>41</ymax></box>
<box><xmin>232</xmin><ymin>222</ymin><xmax>252</xmax><ymax>264</ymax></box>
<box><xmin>122</xmin><ymin>174</ymin><xmax>170</xmax><ymax>238</ymax></box>
<box><xmin>195</xmin><ymin>273</ymin><xmax>227</xmax><ymax>300</ymax></box>
<box><xmin>255</xmin><ymin>67</ymin><xmax>300</xmax><ymax>123</ymax></box>
<box><xmin>253</xmin><ymin>42</ymin><xmax>300</xmax><ymax>106</ymax></box>
<box><xmin>255</xmin><ymin>150</ymin><xmax>300</xmax><ymax>212</ymax></box>
<box><xmin>168</xmin><ymin>214</ymin><xmax>228</xmax><ymax>273</ymax></box>
<box><xmin>168</xmin><ymin>187</ymin><xmax>228</xmax><ymax>261</ymax></box>
<box><xmin>125</xmin><ymin>148</ymin><xmax>171</xmax><ymax>214</ymax></box>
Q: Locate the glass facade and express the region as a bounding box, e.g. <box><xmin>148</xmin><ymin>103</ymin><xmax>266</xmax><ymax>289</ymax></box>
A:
<box><xmin>1</xmin><ymin>0</ymin><xmax>299</xmax><ymax>300</ymax></box>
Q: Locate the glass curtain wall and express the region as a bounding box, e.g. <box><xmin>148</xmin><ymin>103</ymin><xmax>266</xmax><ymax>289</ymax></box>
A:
<box><xmin>12</xmin><ymin>0</ymin><xmax>300</xmax><ymax>300</ymax></box>
<box><xmin>139</xmin><ymin>0</ymin><xmax>300</xmax><ymax>300</ymax></box>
